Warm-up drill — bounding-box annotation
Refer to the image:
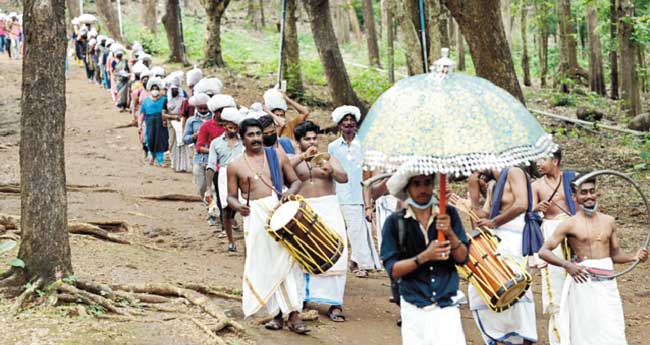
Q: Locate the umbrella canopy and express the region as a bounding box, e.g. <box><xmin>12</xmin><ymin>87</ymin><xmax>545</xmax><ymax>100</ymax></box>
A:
<box><xmin>358</xmin><ymin>73</ymin><xmax>556</xmax><ymax>176</ymax></box>
<box><xmin>78</xmin><ymin>13</ymin><xmax>97</xmax><ymax>24</ymax></box>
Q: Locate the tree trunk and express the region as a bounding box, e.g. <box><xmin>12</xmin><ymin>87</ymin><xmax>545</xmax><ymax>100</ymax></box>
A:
<box><xmin>586</xmin><ymin>5</ymin><xmax>606</xmax><ymax>96</ymax></box>
<box><xmin>426</xmin><ymin>0</ymin><xmax>447</xmax><ymax>66</ymax></box>
<box><xmin>200</xmin><ymin>0</ymin><xmax>230</xmax><ymax>68</ymax></box>
<box><xmin>555</xmin><ymin>0</ymin><xmax>586</xmax><ymax>91</ymax></box>
<box><xmin>390</xmin><ymin>0</ymin><xmax>424</xmax><ymax>75</ymax></box>
<box><xmin>259</xmin><ymin>0</ymin><xmax>266</xmax><ymax>27</ymax></box>
<box><xmin>282</xmin><ymin>0</ymin><xmax>305</xmax><ymax>98</ymax></box>
<box><xmin>248</xmin><ymin>0</ymin><xmax>262</xmax><ymax>30</ymax></box>
<box><xmin>18</xmin><ymin>0</ymin><xmax>73</xmax><ymax>284</ymax></box>
<box><xmin>303</xmin><ymin>0</ymin><xmax>367</xmax><ymax>114</ymax></box>
<box><xmin>455</xmin><ymin>19</ymin><xmax>465</xmax><ymax>71</ymax></box>
<box><xmin>331</xmin><ymin>0</ymin><xmax>350</xmax><ymax>44</ymax></box>
<box><xmin>521</xmin><ymin>4</ymin><xmax>531</xmax><ymax>87</ymax></box>
<box><xmin>142</xmin><ymin>0</ymin><xmax>158</xmax><ymax>33</ymax></box>
<box><xmin>618</xmin><ymin>0</ymin><xmax>641</xmax><ymax>116</ymax></box>
<box><xmin>501</xmin><ymin>0</ymin><xmax>512</xmax><ymax>47</ymax></box>
<box><xmin>533</xmin><ymin>0</ymin><xmax>549</xmax><ymax>87</ymax></box>
<box><xmin>363</xmin><ymin>0</ymin><xmax>381</xmax><ymax>67</ymax></box>
<box><xmin>444</xmin><ymin>0</ymin><xmax>525</xmax><ymax>103</ymax></box>
<box><xmin>66</xmin><ymin>0</ymin><xmax>80</xmax><ymax>18</ymax></box>
<box><xmin>162</xmin><ymin>0</ymin><xmax>187</xmax><ymax>64</ymax></box>
<box><xmin>609</xmin><ymin>0</ymin><xmax>619</xmax><ymax>99</ymax></box>
<box><xmin>386</xmin><ymin>6</ymin><xmax>395</xmax><ymax>83</ymax></box>
<box><xmin>96</xmin><ymin>0</ymin><xmax>123</xmax><ymax>41</ymax></box>
<box><xmin>348</xmin><ymin>1</ymin><xmax>363</xmax><ymax>45</ymax></box>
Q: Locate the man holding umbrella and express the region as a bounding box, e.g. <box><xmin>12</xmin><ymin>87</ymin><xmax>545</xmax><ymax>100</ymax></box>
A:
<box><xmin>380</xmin><ymin>164</ymin><xmax>469</xmax><ymax>345</ymax></box>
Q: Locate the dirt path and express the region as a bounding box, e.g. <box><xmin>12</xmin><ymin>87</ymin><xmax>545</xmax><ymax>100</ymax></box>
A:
<box><xmin>2</xmin><ymin>53</ymin><xmax>650</xmax><ymax>344</ymax></box>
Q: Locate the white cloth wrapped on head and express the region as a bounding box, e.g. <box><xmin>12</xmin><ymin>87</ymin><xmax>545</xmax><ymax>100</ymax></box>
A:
<box><xmin>164</xmin><ymin>71</ymin><xmax>184</xmax><ymax>88</ymax></box>
<box><xmin>88</xmin><ymin>28</ymin><xmax>97</xmax><ymax>37</ymax></box>
<box><xmin>132</xmin><ymin>42</ymin><xmax>144</xmax><ymax>53</ymax></box>
<box><xmin>146</xmin><ymin>77</ymin><xmax>164</xmax><ymax>91</ymax></box>
<box><xmin>194</xmin><ymin>78</ymin><xmax>222</xmax><ymax>96</ymax></box>
<box><xmin>88</xmin><ymin>38</ymin><xmax>96</xmax><ymax>47</ymax></box>
<box><xmin>207</xmin><ymin>94</ymin><xmax>236</xmax><ymax>112</ymax></box>
<box><xmin>139</xmin><ymin>53</ymin><xmax>153</xmax><ymax>63</ymax></box>
<box><xmin>96</xmin><ymin>34</ymin><xmax>106</xmax><ymax>43</ymax></box>
<box><xmin>221</xmin><ymin>107</ymin><xmax>242</xmax><ymax>125</ymax></box>
<box><xmin>386</xmin><ymin>159</ymin><xmax>426</xmax><ymax>201</ymax></box>
<box><xmin>131</xmin><ymin>62</ymin><xmax>148</xmax><ymax>75</ymax></box>
<box><xmin>189</xmin><ymin>93</ymin><xmax>211</xmax><ymax>107</ymax></box>
<box><xmin>263</xmin><ymin>88</ymin><xmax>287</xmax><ymax>111</ymax></box>
<box><xmin>105</xmin><ymin>38</ymin><xmax>114</xmax><ymax>46</ymax></box>
<box><xmin>186</xmin><ymin>68</ymin><xmax>203</xmax><ymax>88</ymax></box>
<box><xmin>111</xmin><ymin>43</ymin><xmax>125</xmax><ymax>55</ymax></box>
<box><xmin>239</xmin><ymin>106</ymin><xmax>249</xmax><ymax>117</ymax></box>
<box><xmin>151</xmin><ymin>66</ymin><xmax>166</xmax><ymax>77</ymax></box>
<box><xmin>332</xmin><ymin>105</ymin><xmax>361</xmax><ymax>125</ymax></box>
<box><xmin>72</xmin><ymin>17</ymin><xmax>80</xmax><ymax>26</ymax></box>
<box><xmin>140</xmin><ymin>70</ymin><xmax>153</xmax><ymax>80</ymax></box>
<box><xmin>250</xmin><ymin>102</ymin><xmax>264</xmax><ymax>112</ymax></box>
<box><xmin>79</xmin><ymin>26</ymin><xmax>88</xmax><ymax>35</ymax></box>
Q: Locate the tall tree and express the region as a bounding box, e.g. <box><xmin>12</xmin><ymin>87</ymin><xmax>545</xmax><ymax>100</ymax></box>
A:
<box><xmin>426</xmin><ymin>0</ymin><xmax>448</xmax><ymax>66</ymax></box>
<box><xmin>331</xmin><ymin>0</ymin><xmax>351</xmax><ymax>44</ymax></box>
<box><xmin>586</xmin><ymin>4</ymin><xmax>606</xmax><ymax>96</ymax></box>
<box><xmin>521</xmin><ymin>3</ymin><xmax>531</xmax><ymax>87</ymax></box>
<box><xmin>618</xmin><ymin>0</ymin><xmax>641</xmax><ymax>116</ymax></box>
<box><xmin>348</xmin><ymin>1</ymin><xmax>363</xmax><ymax>45</ymax></box>
<box><xmin>96</xmin><ymin>0</ymin><xmax>123</xmax><ymax>41</ymax></box>
<box><xmin>162</xmin><ymin>0</ymin><xmax>187</xmax><ymax>64</ymax></box>
<box><xmin>363</xmin><ymin>0</ymin><xmax>381</xmax><ymax>67</ymax></box>
<box><xmin>200</xmin><ymin>0</ymin><xmax>231</xmax><ymax>67</ymax></box>
<box><xmin>66</xmin><ymin>0</ymin><xmax>80</xmax><ymax>19</ymax></box>
<box><xmin>386</xmin><ymin>5</ymin><xmax>396</xmax><ymax>83</ymax></box>
<box><xmin>555</xmin><ymin>0</ymin><xmax>587</xmax><ymax>91</ymax></box>
<box><xmin>11</xmin><ymin>0</ymin><xmax>72</xmax><ymax>286</ymax></box>
<box><xmin>143</xmin><ymin>0</ymin><xmax>158</xmax><ymax>33</ymax></box>
<box><xmin>609</xmin><ymin>0</ymin><xmax>619</xmax><ymax>99</ymax></box>
<box><xmin>533</xmin><ymin>0</ymin><xmax>550</xmax><ymax>87</ymax></box>
<box><xmin>282</xmin><ymin>0</ymin><xmax>305</xmax><ymax>98</ymax></box>
<box><xmin>444</xmin><ymin>0</ymin><xmax>525</xmax><ymax>103</ymax></box>
<box><xmin>303</xmin><ymin>0</ymin><xmax>367</xmax><ymax>114</ymax></box>
<box><xmin>390</xmin><ymin>0</ymin><xmax>424</xmax><ymax>75</ymax></box>
<box><xmin>455</xmin><ymin>19</ymin><xmax>465</xmax><ymax>71</ymax></box>
<box><xmin>501</xmin><ymin>0</ymin><xmax>513</xmax><ymax>46</ymax></box>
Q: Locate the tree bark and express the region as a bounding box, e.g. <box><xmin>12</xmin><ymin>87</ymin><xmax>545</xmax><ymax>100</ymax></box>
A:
<box><xmin>389</xmin><ymin>0</ymin><xmax>424</xmax><ymax>75</ymax></box>
<box><xmin>363</xmin><ymin>0</ymin><xmax>381</xmax><ymax>67</ymax></box>
<box><xmin>66</xmin><ymin>0</ymin><xmax>80</xmax><ymax>18</ymax></box>
<box><xmin>142</xmin><ymin>0</ymin><xmax>158</xmax><ymax>33</ymax></box>
<box><xmin>200</xmin><ymin>0</ymin><xmax>231</xmax><ymax>68</ymax></box>
<box><xmin>248</xmin><ymin>0</ymin><xmax>262</xmax><ymax>30</ymax></box>
<box><xmin>331</xmin><ymin>0</ymin><xmax>350</xmax><ymax>44</ymax></box>
<box><xmin>19</xmin><ymin>0</ymin><xmax>73</xmax><ymax>283</ymax></box>
<box><xmin>501</xmin><ymin>0</ymin><xmax>512</xmax><ymax>47</ymax></box>
<box><xmin>521</xmin><ymin>4</ymin><xmax>531</xmax><ymax>87</ymax></box>
<box><xmin>426</xmin><ymin>0</ymin><xmax>447</xmax><ymax>66</ymax></box>
<box><xmin>609</xmin><ymin>0</ymin><xmax>619</xmax><ymax>99</ymax></box>
<box><xmin>386</xmin><ymin>6</ymin><xmax>395</xmax><ymax>83</ymax></box>
<box><xmin>348</xmin><ymin>1</ymin><xmax>363</xmax><ymax>45</ymax></box>
<box><xmin>444</xmin><ymin>0</ymin><xmax>525</xmax><ymax>103</ymax></box>
<box><xmin>96</xmin><ymin>0</ymin><xmax>123</xmax><ymax>41</ymax></box>
<box><xmin>282</xmin><ymin>0</ymin><xmax>305</xmax><ymax>98</ymax></box>
<box><xmin>618</xmin><ymin>0</ymin><xmax>641</xmax><ymax>116</ymax></box>
<box><xmin>303</xmin><ymin>0</ymin><xmax>367</xmax><ymax>114</ymax></box>
<box><xmin>162</xmin><ymin>0</ymin><xmax>187</xmax><ymax>64</ymax></box>
<box><xmin>455</xmin><ymin>19</ymin><xmax>465</xmax><ymax>71</ymax></box>
<box><xmin>259</xmin><ymin>0</ymin><xmax>266</xmax><ymax>27</ymax></box>
<box><xmin>555</xmin><ymin>0</ymin><xmax>586</xmax><ymax>91</ymax></box>
<box><xmin>586</xmin><ymin>5</ymin><xmax>606</xmax><ymax>96</ymax></box>
<box><xmin>533</xmin><ymin>0</ymin><xmax>549</xmax><ymax>87</ymax></box>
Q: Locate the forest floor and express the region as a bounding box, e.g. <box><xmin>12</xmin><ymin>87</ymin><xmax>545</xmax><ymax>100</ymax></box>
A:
<box><xmin>2</xmin><ymin>54</ymin><xmax>650</xmax><ymax>345</ymax></box>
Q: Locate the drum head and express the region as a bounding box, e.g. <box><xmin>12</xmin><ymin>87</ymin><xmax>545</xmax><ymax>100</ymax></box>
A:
<box><xmin>270</xmin><ymin>201</ymin><xmax>300</xmax><ymax>231</ymax></box>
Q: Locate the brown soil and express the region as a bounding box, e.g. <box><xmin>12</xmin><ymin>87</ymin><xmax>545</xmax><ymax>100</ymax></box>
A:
<box><xmin>1</xmin><ymin>54</ymin><xmax>649</xmax><ymax>345</ymax></box>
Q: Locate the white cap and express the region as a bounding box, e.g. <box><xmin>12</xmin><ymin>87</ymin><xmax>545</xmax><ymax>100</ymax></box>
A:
<box><xmin>221</xmin><ymin>107</ymin><xmax>242</xmax><ymax>125</ymax></box>
<box><xmin>186</xmin><ymin>68</ymin><xmax>203</xmax><ymax>87</ymax></box>
<box><xmin>194</xmin><ymin>77</ymin><xmax>222</xmax><ymax>96</ymax></box>
<box><xmin>189</xmin><ymin>93</ymin><xmax>211</xmax><ymax>107</ymax></box>
<box><xmin>331</xmin><ymin>105</ymin><xmax>361</xmax><ymax>124</ymax></box>
<box><xmin>146</xmin><ymin>77</ymin><xmax>164</xmax><ymax>90</ymax></box>
<box><xmin>263</xmin><ymin>88</ymin><xmax>287</xmax><ymax>111</ymax></box>
<box><xmin>207</xmin><ymin>94</ymin><xmax>236</xmax><ymax>112</ymax></box>
<box><xmin>151</xmin><ymin>66</ymin><xmax>166</xmax><ymax>77</ymax></box>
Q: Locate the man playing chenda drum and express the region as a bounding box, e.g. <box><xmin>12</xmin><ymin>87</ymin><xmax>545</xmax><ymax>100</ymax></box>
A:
<box><xmin>291</xmin><ymin>120</ymin><xmax>350</xmax><ymax>322</ymax></box>
<box><xmin>226</xmin><ymin>118</ymin><xmax>310</xmax><ymax>334</ymax></box>
<box><xmin>539</xmin><ymin>176</ymin><xmax>648</xmax><ymax>345</ymax></box>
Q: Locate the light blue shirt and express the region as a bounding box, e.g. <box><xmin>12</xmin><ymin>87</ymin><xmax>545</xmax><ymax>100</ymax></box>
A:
<box><xmin>328</xmin><ymin>137</ymin><xmax>364</xmax><ymax>205</ymax></box>
<box><xmin>183</xmin><ymin>115</ymin><xmax>208</xmax><ymax>165</ymax></box>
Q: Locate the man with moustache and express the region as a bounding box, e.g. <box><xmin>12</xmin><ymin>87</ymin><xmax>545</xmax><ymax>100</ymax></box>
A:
<box><xmin>328</xmin><ymin>106</ymin><xmax>381</xmax><ymax>278</ymax></box>
<box><xmin>291</xmin><ymin>120</ymin><xmax>350</xmax><ymax>322</ymax></box>
<box><xmin>532</xmin><ymin>148</ymin><xmax>577</xmax><ymax>345</ymax></box>
<box><xmin>227</xmin><ymin>118</ymin><xmax>309</xmax><ymax>334</ymax></box>
<box><xmin>539</xmin><ymin>177</ymin><xmax>648</xmax><ymax>345</ymax></box>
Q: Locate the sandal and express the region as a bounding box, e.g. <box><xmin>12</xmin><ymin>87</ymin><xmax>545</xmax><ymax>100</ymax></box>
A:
<box><xmin>287</xmin><ymin>320</ymin><xmax>310</xmax><ymax>334</ymax></box>
<box><xmin>326</xmin><ymin>306</ymin><xmax>346</xmax><ymax>322</ymax></box>
<box><xmin>228</xmin><ymin>243</ymin><xmax>237</xmax><ymax>252</ymax></box>
<box><xmin>354</xmin><ymin>269</ymin><xmax>369</xmax><ymax>278</ymax></box>
<box><xmin>264</xmin><ymin>317</ymin><xmax>283</xmax><ymax>331</ymax></box>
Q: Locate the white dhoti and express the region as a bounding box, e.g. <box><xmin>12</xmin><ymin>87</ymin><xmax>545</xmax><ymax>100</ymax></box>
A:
<box><xmin>401</xmin><ymin>298</ymin><xmax>467</xmax><ymax>345</ymax></box>
<box><xmin>375</xmin><ymin>195</ymin><xmax>399</xmax><ymax>250</ymax></box>
<box><xmin>303</xmin><ymin>195</ymin><xmax>348</xmax><ymax>306</ymax></box>
<box><xmin>217</xmin><ymin>165</ymin><xmax>229</xmax><ymax>207</ymax></box>
<box><xmin>340</xmin><ymin>204</ymin><xmax>381</xmax><ymax>270</ymax></box>
<box><xmin>541</xmin><ymin>215</ymin><xmax>570</xmax><ymax>345</ymax></box>
<box><xmin>469</xmin><ymin>214</ymin><xmax>537</xmax><ymax>345</ymax></box>
<box><xmin>242</xmin><ymin>196</ymin><xmax>305</xmax><ymax>318</ymax></box>
<box><xmin>558</xmin><ymin>258</ymin><xmax>627</xmax><ymax>345</ymax></box>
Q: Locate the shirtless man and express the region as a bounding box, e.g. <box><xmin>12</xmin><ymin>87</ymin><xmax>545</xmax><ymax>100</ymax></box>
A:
<box><xmin>227</xmin><ymin>118</ymin><xmax>309</xmax><ymax>334</ymax></box>
<box><xmin>539</xmin><ymin>177</ymin><xmax>648</xmax><ymax>345</ymax></box>
<box><xmin>291</xmin><ymin>121</ymin><xmax>349</xmax><ymax>322</ymax></box>
<box><xmin>531</xmin><ymin>148</ymin><xmax>576</xmax><ymax>345</ymax></box>
<box><xmin>472</xmin><ymin>167</ymin><xmax>537</xmax><ymax>345</ymax></box>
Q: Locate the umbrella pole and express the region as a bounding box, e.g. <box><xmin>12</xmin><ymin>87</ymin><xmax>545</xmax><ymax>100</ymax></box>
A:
<box><xmin>438</xmin><ymin>173</ymin><xmax>446</xmax><ymax>241</ymax></box>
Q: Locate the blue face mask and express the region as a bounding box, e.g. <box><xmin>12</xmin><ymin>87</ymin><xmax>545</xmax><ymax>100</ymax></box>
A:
<box><xmin>406</xmin><ymin>197</ymin><xmax>436</xmax><ymax>210</ymax></box>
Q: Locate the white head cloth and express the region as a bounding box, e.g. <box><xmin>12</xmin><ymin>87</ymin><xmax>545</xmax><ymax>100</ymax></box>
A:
<box><xmin>194</xmin><ymin>78</ymin><xmax>222</xmax><ymax>96</ymax></box>
<box><xmin>332</xmin><ymin>105</ymin><xmax>361</xmax><ymax>125</ymax></box>
<box><xmin>207</xmin><ymin>94</ymin><xmax>236</xmax><ymax>112</ymax></box>
<box><xmin>139</xmin><ymin>53</ymin><xmax>152</xmax><ymax>63</ymax></box>
<box><xmin>140</xmin><ymin>70</ymin><xmax>153</xmax><ymax>80</ymax></box>
<box><xmin>250</xmin><ymin>102</ymin><xmax>264</xmax><ymax>112</ymax></box>
<box><xmin>189</xmin><ymin>93</ymin><xmax>211</xmax><ymax>107</ymax></box>
<box><xmin>132</xmin><ymin>42</ymin><xmax>144</xmax><ymax>53</ymax></box>
<box><xmin>239</xmin><ymin>106</ymin><xmax>249</xmax><ymax>117</ymax></box>
<box><xmin>88</xmin><ymin>28</ymin><xmax>97</xmax><ymax>37</ymax></box>
<box><xmin>105</xmin><ymin>38</ymin><xmax>114</xmax><ymax>46</ymax></box>
<box><xmin>146</xmin><ymin>77</ymin><xmax>164</xmax><ymax>91</ymax></box>
<box><xmin>186</xmin><ymin>68</ymin><xmax>203</xmax><ymax>87</ymax></box>
<box><xmin>221</xmin><ymin>107</ymin><xmax>242</xmax><ymax>125</ymax></box>
<box><xmin>88</xmin><ymin>38</ymin><xmax>96</xmax><ymax>47</ymax></box>
<box><xmin>263</xmin><ymin>88</ymin><xmax>287</xmax><ymax>111</ymax></box>
<box><xmin>151</xmin><ymin>66</ymin><xmax>166</xmax><ymax>77</ymax></box>
<box><xmin>96</xmin><ymin>35</ymin><xmax>106</xmax><ymax>43</ymax></box>
<box><xmin>386</xmin><ymin>160</ymin><xmax>433</xmax><ymax>201</ymax></box>
<box><xmin>131</xmin><ymin>62</ymin><xmax>148</xmax><ymax>75</ymax></box>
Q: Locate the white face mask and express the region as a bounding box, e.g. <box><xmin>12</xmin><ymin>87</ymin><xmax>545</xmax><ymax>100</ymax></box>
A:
<box><xmin>151</xmin><ymin>90</ymin><xmax>160</xmax><ymax>97</ymax></box>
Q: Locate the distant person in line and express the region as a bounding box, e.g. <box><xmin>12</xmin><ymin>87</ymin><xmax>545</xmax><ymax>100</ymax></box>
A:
<box><xmin>183</xmin><ymin>93</ymin><xmax>212</xmax><ymax>203</ymax></box>
<box><xmin>263</xmin><ymin>88</ymin><xmax>310</xmax><ymax>142</ymax></box>
<box><xmin>139</xmin><ymin>77</ymin><xmax>169</xmax><ymax>167</ymax></box>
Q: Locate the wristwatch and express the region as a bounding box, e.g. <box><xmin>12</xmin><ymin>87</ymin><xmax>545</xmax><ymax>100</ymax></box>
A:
<box><xmin>414</xmin><ymin>256</ymin><xmax>421</xmax><ymax>267</ymax></box>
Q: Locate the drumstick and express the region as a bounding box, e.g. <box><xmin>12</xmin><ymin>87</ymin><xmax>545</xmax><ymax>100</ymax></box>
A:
<box><xmin>246</xmin><ymin>177</ymin><xmax>251</xmax><ymax>207</ymax></box>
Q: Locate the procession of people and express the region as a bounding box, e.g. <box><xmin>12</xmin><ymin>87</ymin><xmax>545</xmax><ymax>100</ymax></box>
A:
<box><xmin>24</xmin><ymin>16</ymin><xmax>649</xmax><ymax>345</ymax></box>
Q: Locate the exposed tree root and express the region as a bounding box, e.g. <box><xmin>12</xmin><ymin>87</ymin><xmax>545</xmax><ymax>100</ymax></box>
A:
<box><xmin>139</xmin><ymin>194</ymin><xmax>203</xmax><ymax>202</ymax></box>
<box><xmin>57</xmin><ymin>283</ymin><xmax>130</xmax><ymax>315</ymax></box>
<box><xmin>68</xmin><ymin>222</ymin><xmax>131</xmax><ymax>244</ymax></box>
<box><xmin>0</xmin><ymin>215</ymin><xmax>131</xmax><ymax>244</ymax></box>
<box><xmin>180</xmin><ymin>283</ymin><xmax>242</xmax><ymax>302</ymax></box>
<box><xmin>0</xmin><ymin>214</ymin><xmax>19</xmax><ymax>230</ymax></box>
<box><xmin>76</xmin><ymin>220</ymin><xmax>130</xmax><ymax>233</ymax></box>
<box><xmin>0</xmin><ymin>183</ymin><xmax>118</xmax><ymax>194</ymax></box>
<box><xmin>9</xmin><ymin>277</ymin><xmax>43</xmax><ymax>316</ymax></box>
<box><xmin>190</xmin><ymin>317</ymin><xmax>228</xmax><ymax>345</ymax></box>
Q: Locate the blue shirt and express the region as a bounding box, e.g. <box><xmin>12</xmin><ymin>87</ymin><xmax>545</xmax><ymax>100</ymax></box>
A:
<box><xmin>183</xmin><ymin>115</ymin><xmax>209</xmax><ymax>165</ymax></box>
<box><xmin>328</xmin><ymin>137</ymin><xmax>364</xmax><ymax>205</ymax></box>
<box><xmin>140</xmin><ymin>96</ymin><xmax>167</xmax><ymax>118</ymax></box>
<box><xmin>380</xmin><ymin>205</ymin><xmax>469</xmax><ymax>308</ymax></box>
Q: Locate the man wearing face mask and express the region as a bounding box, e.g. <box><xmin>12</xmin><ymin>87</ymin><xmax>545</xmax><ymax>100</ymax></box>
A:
<box><xmin>263</xmin><ymin>88</ymin><xmax>310</xmax><ymax>142</ymax></box>
<box><xmin>179</xmin><ymin>68</ymin><xmax>203</xmax><ymax>131</ymax></box>
<box><xmin>539</xmin><ymin>177</ymin><xmax>648</xmax><ymax>345</ymax></box>
<box><xmin>183</xmin><ymin>93</ymin><xmax>213</xmax><ymax>201</ymax></box>
<box><xmin>380</xmin><ymin>165</ymin><xmax>469</xmax><ymax>345</ymax></box>
<box><xmin>258</xmin><ymin>115</ymin><xmax>298</xmax><ymax>154</ymax></box>
<box><xmin>328</xmin><ymin>106</ymin><xmax>382</xmax><ymax>278</ymax></box>
<box><xmin>139</xmin><ymin>77</ymin><xmax>169</xmax><ymax>167</ymax></box>
<box><xmin>205</xmin><ymin>107</ymin><xmax>244</xmax><ymax>252</ymax></box>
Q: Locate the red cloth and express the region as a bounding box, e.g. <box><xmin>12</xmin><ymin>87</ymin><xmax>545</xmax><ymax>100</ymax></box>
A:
<box><xmin>196</xmin><ymin>119</ymin><xmax>225</xmax><ymax>153</ymax></box>
<box><xmin>180</xmin><ymin>98</ymin><xmax>195</xmax><ymax>119</ymax></box>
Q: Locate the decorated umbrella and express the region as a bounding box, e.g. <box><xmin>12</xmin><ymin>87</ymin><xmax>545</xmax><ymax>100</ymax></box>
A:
<box><xmin>78</xmin><ymin>13</ymin><xmax>97</xmax><ymax>24</ymax></box>
<box><xmin>358</xmin><ymin>49</ymin><xmax>556</xmax><ymax>252</ymax></box>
